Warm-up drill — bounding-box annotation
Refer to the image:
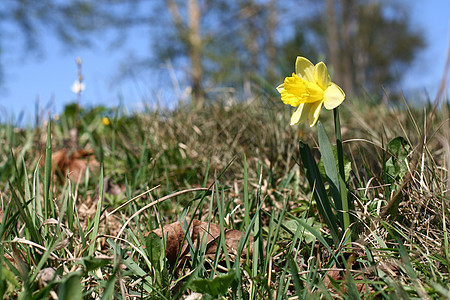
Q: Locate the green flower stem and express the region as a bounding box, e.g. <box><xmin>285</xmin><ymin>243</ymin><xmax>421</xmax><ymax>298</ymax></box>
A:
<box><xmin>333</xmin><ymin>107</ymin><xmax>351</xmax><ymax>242</ymax></box>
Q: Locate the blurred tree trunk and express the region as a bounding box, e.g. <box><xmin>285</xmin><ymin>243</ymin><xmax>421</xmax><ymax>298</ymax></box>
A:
<box><xmin>326</xmin><ymin>0</ymin><xmax>356</xmax><ymax>95</ymax></box>
<box><xmin>166</xmin><ymin>0</ymin><xmax>204</xmax><ymax>108</ymax></box>
<box><xmin>326</xmin><ymin>0</ymin><xmax>340</xmax><ymax>82</ymax></box>
<box><xmin>188</xmin><ymin>0</ymin><xmax>204</xmax><ymax>107</ymax></box>
<box><xmin>242</xmin><ymin>0</ymin><xmax>260</xmax><ymax>72</ymax></box>
<box><xmin>238</xmin><ymin>0</ymin><xmax>260</xmax><ymax>97</ymax></box>
<box><xmin>265</xmin><ymin>0</ymin><xmax>278</xmax><ymax>82</ymax></box>
<box><xmin>239</xmin><ymin>0</ymin><xmax>279</xmax><ymax>87</ymax></box>
<box><xmin>340</xmin><ymin>0</ymin><xmax>355</xmax><ymax>95</ymax></box>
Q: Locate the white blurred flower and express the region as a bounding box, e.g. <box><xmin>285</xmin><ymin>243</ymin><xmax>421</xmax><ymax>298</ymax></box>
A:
<box><xmin>71</xmin><ymin>80</ymin><xmax>85</xmax><ymax>94</ymax></box>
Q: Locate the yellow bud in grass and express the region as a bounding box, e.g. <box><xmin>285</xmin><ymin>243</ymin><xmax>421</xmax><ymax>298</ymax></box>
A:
<box><xmin>102</xmin><ymin>117</ymin><xmax>111</xmax><ymax>126</ymax></box>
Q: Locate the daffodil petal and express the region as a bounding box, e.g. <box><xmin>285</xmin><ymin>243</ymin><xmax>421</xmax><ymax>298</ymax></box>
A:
<box><xmin>308</xmin><ymin>101</ymin><xmax>323</xmax><ymax>127</ymax></box>
<box><xmin>314</xmin><ymin>62</ymin><xmax>330</xmax><ymax>90</ymax></box>
<box><xmin>295</xmin><ymin>56</ymin><xmax>315</xmax><ymax>82</ymax></box>
<box><xmin>323</xmin><ymin>83</ymin><xmax>345</xmax><ymax>110</ymax></box>
<box><xmin>276</xmin><ymin>83</ymin><xmax>284</xmax><ymax>93</ymax></box>
<box><xmin>290</xmin><ymin>103</ymin><xmax>309</xmax><ymax>125</ymax></box>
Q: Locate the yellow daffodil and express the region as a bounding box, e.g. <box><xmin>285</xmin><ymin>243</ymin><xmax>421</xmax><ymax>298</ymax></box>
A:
<box><xmin>277</xmin><ymin>56</ymin><xmax>345</xmax><ymax>127</ymax></box>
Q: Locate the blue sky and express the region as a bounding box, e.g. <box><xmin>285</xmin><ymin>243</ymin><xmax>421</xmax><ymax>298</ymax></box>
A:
<box><xmin>0</xmin><ymin>1</ymin><xmax>448</xmax><ymax>122</ymax></box>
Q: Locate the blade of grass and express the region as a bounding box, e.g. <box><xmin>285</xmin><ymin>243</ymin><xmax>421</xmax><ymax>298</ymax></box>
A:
<box><xmin>317</xmin><ymin>122</ymin><xmax>342</xmax><ymax>223</ymax></box>
<box><xmin>58</xmin><ymin>271</ymin><xmax>83</xmax><ymax>300</ymax></box>
<box><xmin>44</xmin><ymin>116</ymin><xmax>53</xmax><ymax>221</ymax></box>
<box><xmin>233</xmin><ymin>197</ymin><xmax>265</xmax><ymax>298</ymax></box>
<box><xmin>26</xmin><ymin>234</ymin><xmax>62</xmax><ymax>283</ymax></box>
<box><xmin>22</xmin><ymin>159</ymin><xmax>32</xmax><ymax>221</ymax></box>
<box><xmin>218</xmin><ymin>186</ymin><xmax>232</xmax><ymax>267</ymax></box>
<box><xmin>442</xmin><ymin>196</ymin><xmax>450</xmax><ymax>270</ymax></box>
<box><xmin>107</xmin><ymin>238</ymin><xmax>163</xmax><ymax>297</ymax></box>
<box><xmin>89</xmin><ymin>165</ymin><xmax>104</xmax><ymax>256</ymax></box>
<box><xmin>0</xmin><ymin>200</ymin><xmax>13</xmax><ymax>242</ymax></box>
<box><xmin>9</xmin><ymin>184</ymin><xmax>41</xmax><ymax>245</ymax></box>
<box><xmin>250</xmin><ymin>165</ymin><xmax>264</xmax><ymax>300</ymax></box>
<box><xmin>430</xmin><ymin>282</ymin><xmax>450</xmax><ymax>298</ymax></box>
<box><xmin>299</xmin><ymin>141</ymin><xmax>339</xmax><ymax>244</ymax></box>
<box><xmin>287</xmin><ymin>212</ymin><xmax>339</xmax><ymax>263</ymax></box>
<box><xmin>57</xmin><ymin>184</ymin><xmax>70</xmax><ymax>237</ymax></box>
<box><xmin>287</xmin><ymin>255</ymin><xmax>303</xmax><ymax>295</ymax></box>
<box><xmin>393</xmin><ymin>231</ymin><xmax>430</xmax><ymax>299</ymax></box>
<box><xmin>333</xmin><ymin>109</ymin><xmax>351</xmax><ymax>241</ymax></box>
<box><xmin>33</xmin><ymin>158</ymin><xmax>43</xmax><ymax>227</ymax></box>
<box><xmin>243</xmin><ymin>155</ymin><xmax>250</xmax><ymax>231</ymax></box>
<box><xmin>67</xmin><ymin>178</ymin><xmax>74</xmax><ymax>232</ymax></box>
<box><xmin>264</xmin><ymin>197</ymin><xmax>288</xmax><ymax>272</ymax></box>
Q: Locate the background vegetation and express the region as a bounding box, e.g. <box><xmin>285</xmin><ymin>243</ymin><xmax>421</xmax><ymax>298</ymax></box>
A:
<box><xmin>1</xmin><ymin>87</ymin><xmax>449</xmax><ymax>298</ymax></box>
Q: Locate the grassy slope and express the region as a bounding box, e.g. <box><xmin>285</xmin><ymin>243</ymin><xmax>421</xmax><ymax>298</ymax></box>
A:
<box><xmin>0</xmin><ymin>95</ymin><xmax>449</xmax><ymax>299</ymax></box>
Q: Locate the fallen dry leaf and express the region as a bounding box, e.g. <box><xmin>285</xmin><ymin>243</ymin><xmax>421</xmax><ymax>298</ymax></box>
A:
<box><xmin>150</xmin><ymin>219</ymin><xmax>253</xmax><ymax>265</ymax></box>
<box><xmin>44</xmin><ymin>148</ymin><xmax>99</xmax><ymax>183</ymax></box>
<box><xmin>323</xmin><ymin>256</ymin><xmax>374</xmax><ymax>294</ymax></box>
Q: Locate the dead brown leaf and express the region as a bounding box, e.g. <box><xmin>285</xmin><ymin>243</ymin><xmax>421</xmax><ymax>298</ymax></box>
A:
<box><xmin>150</xmin><ymin>219</ymin><xmax>253</xmax><ymax>265</ymax></box>
<box><xmin>323</xmin><ymin>258</ymin><xmax>374</xmax><ymax>294</ymax></box>
<box><xmin>45</xmin><ymin>148</ymin><xmax>99</xmax><ymax>183</ymax></box>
